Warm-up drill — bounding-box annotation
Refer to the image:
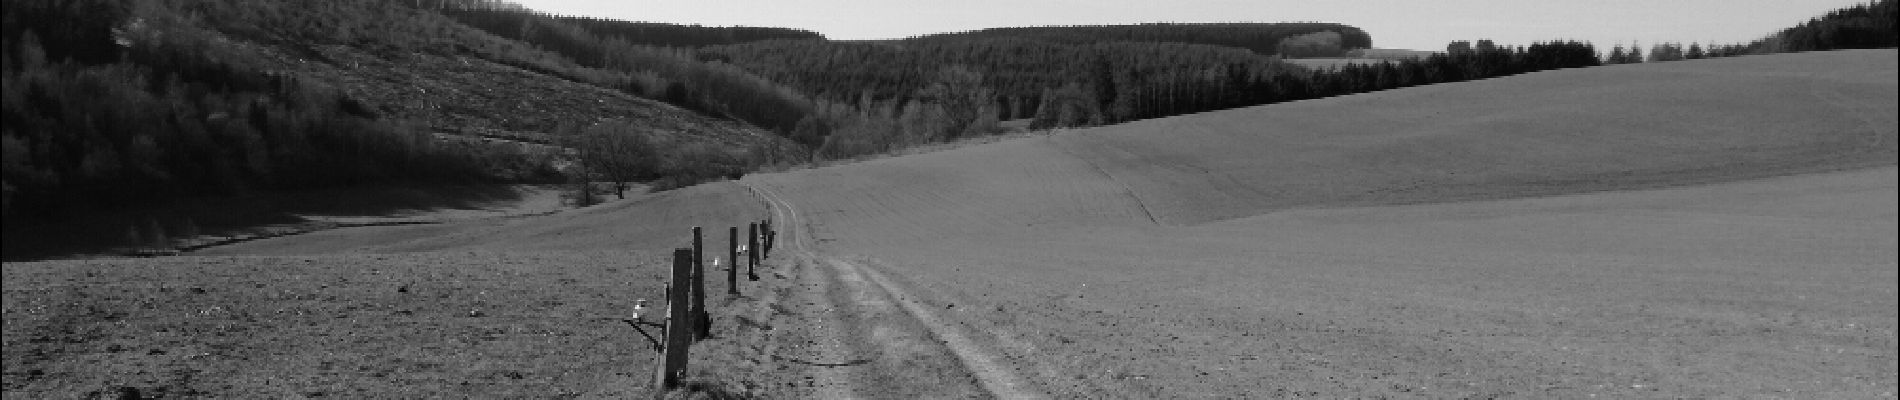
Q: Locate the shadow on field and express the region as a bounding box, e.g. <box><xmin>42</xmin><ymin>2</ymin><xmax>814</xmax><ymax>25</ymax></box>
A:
<box><xmin>1</xmin><ymin>184</ymin><xmax>536</xmax><ymax>262</ymax></box>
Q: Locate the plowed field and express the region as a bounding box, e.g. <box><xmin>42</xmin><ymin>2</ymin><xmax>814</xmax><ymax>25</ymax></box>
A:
<box><xmin>744</xmin><ymin>49</ymin><xmax>1897</xmax><ymax>398</ymax></box>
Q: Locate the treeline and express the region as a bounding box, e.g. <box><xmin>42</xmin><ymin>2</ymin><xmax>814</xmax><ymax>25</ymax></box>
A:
<box><xmin>910</xmin><ymin>23</ymin><xmax>1372</xmax><ymax>55</ymax></box>
<box><xmin>1046</xmin><ymin>40</ymin><xmax>1602</xmax><ymax>126</ymax></box>
<box><xmin>751</xmin><ymin>39</ymin><xmax>1606</xmax><ymax>159</ymax></box>
<box><xmin>1600</xmin><ymin>0</ymin><xmax>1895</xmax><ymax>65</ymax></box>
<box><xmin>1603</xmin><ymin>42</ymin><xmax>1750</xmax><ymax>64</ymax></box>
<box><xmin>699</xmin><ymin>38</ymin><xmax>1278</xmax><ymax>118</ymax></box>
<box><xmin>559</xmin><ymin>18</ymin><xmax>825</xmax><ymax>48</ymax></box>
<box><xmin>2</xmin><ymin>0</ymin><xmax>538</xmax><ymax>221</ymax></box>
<box><xmin>1752</xmin><ymin>0</ymin><xmax>1897</xmax><ymax>53</ymax></box>
<box><xmin>704</xmin><ymin>35</ymin><xmax>1600</xmax><ymax>134</ymax></box>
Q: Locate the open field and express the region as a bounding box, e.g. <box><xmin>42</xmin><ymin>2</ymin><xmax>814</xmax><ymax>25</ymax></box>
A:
<box><xmin>1348</xmin><ymin>48</ymin><xmax>1440</xmax><ymax>59</ymax></box>
<box><xmin>3</xmin><ymin>183</ymin><xmax>776</xmax><ymax>397</ymax></box>
<box><xmin>744</xmin><ymin>49</ymin><xmax>1897</xmax><ymax>397</ymax></box>
<box><xmin>1285</xmin><ymin>48</ymin><xmax>1438</xmax><ymax>69</ymax></box>
<box><xmin>755</xmin><ymin>167</ymin><xmax>1895</xmax><ymax>397</ymax></box>
<box><xmin>1284</xmin><ymin>58</ymin><xmax>1394</xmax><ymax>69</ymax></box>
<box><xmin>6</xmin><ymin>50</ymin><xmax>1895</xmax><ymax>398</ymax></box>
<box><xmin>1066</xmin><ymin>50</ymin><xmax>1896</xmax><ymax>225</ymax></box>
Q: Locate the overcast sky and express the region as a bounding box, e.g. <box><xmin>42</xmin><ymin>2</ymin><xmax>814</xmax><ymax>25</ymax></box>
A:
<box><xmin>508</xmin><ymin>0</ymin><xmax>1867</xmax><ymax>51</ymax></box>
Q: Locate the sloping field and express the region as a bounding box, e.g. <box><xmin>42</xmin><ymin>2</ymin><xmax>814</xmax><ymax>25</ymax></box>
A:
<box><xmin>747</xmin><ymin>50</ymin><xmax>1898</xmax><ymax>397</ymax></box>
<box><xmin>1066</xmin><ymin>49</ymin><xmax>1897</xmax><ymax>225</ymax></box>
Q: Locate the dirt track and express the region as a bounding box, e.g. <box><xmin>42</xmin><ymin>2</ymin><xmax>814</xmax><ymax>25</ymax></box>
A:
<box><xmin>753</xmin><ymin>184</ymin><xmax>1039</xmax><ymax>399</ymax></box>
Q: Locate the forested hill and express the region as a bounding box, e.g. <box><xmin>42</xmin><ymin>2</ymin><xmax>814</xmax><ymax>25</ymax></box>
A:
<box><xmin>691</xmin><ymin>0</ymin><xmax>1891</xmax><ymax>160</ymax></box>
<box><xmin>701</xmin><ymin>22</ymin><xmax>1373</xmax><ymax>108</ymax></box>
<box><xmin>698</xmin><ymin>38</ymin><xmax>1286</xmax><ymax>120</ymax></box>
<box><xmin>0</xmin><ymin>0</ymin><xmax>806</xmax><ymax>233</ymax></box>
<box><xmin>908</xmin><ymin>23</ymin><xmax>1373</xmax><ymax>55</ymax></box>
<box><xmin>1751</xmin><ymin>0</ymin><xmax>1898</xmax><ymax>52</ymax></box>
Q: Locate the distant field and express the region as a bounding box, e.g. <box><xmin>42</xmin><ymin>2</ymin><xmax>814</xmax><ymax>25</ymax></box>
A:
<box><xmin>746</xmin><ymin>49</ymin><xmax>1897</xmax><ymax>398</ymax></box>
<box><xmin>1286</xmin><ymin>48</ymin><xmax>1438</xmax><ymax>69</ymax></box>
<box><xmin>1072</xmin><ymin>49</ymin><xmax>1896</xmax><ymax>225</ymax></box>
<box><xmin>1283</xmin><ymin>57</ymin><xmax>1391</xmax><ymax>69</ymax></box>
<box><xmin>1348</xmin><ymin>48</ymin><xmax>1439</xmax><ymax>59</ymax></box>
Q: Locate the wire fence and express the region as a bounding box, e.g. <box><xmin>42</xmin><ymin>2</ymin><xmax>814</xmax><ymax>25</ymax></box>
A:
<box><xmin>624</xmin><ymin>219</ymin><xmax>776</xmax><ymax>391</ymax></box>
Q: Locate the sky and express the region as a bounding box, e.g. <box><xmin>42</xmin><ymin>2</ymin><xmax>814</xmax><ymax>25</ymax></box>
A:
<box><xmin>508</xmin><ymin>0</ymin><xmax>1868</xmax><ymax>51</ymax></box>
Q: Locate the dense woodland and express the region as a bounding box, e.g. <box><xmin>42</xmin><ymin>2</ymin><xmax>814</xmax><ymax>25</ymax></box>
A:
<box><xmin>1</xmin><ymin>0</ymin><xmax>553</xmax><ymax>225</ymax></box>
<box><xmin>1602</xmin><ymin>0</ymin><xmax>1896</xmax><ymax>64</ymax></box>
<box><xmin>3</xmin><ymin>0</ymin><xmax>1895</xmax><ymax>237</ymax></box>
<box><xmin>1753</xmin><ymin>0</ymin><xmax>1898</xmax><ymax>52</ymax></box>
<box><xmin>559</xmin><ymin>18</ymin><xmax>824</xmax><ymax>48</ymax></box>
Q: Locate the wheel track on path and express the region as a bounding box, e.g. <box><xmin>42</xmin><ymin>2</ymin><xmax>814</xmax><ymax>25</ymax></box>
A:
<box><xmin>747</xmin><ymin>182</ymin><xmax>1047</xmax><ymax>399</ymax></box>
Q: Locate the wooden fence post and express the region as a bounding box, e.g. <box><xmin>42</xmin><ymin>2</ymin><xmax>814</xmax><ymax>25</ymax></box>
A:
<box><xmin>727</xmin><ymin>226</ymin><xmax>739</xmax><ymax>295</ymax></box>
<box><xmin>655</xmin><ymin>248</ymin><xmax>694</xmax><ymax>391</ymax></box>
<box><xmin>762</xmin><ymin>220</ymin><xmax>773</xmax><ymax>257</ymax></box>
<box><xmin>691</xmin><ymin>227</ymin><xmax>708</xmax><ymax>340</ymax></box>
<box><xmin>747</xmin><ymin>222</ymin><xmax>760</xmax><ymax>281</ymax></box>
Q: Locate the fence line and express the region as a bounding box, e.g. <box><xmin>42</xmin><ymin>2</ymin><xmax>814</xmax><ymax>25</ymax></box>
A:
<box><xmin>643</xmin><ymin>219</ymin><xmax>776</xmax><ymax>393</ymax></box>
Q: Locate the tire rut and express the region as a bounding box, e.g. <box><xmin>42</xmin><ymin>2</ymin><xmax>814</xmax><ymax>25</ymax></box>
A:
<box><xmin>787</xmin><ymin>253</ymin><xmax>862</xmax><ymax>399</ymax></box>
<box><xmin>747</xmin><ymin>182</ymin><xmax>1042</xmax><ymax>399</ymax></box>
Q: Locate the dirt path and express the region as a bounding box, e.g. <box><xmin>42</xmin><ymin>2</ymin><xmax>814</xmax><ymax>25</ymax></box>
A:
<box><xmin>749</xmin><ymin>183</ymin><xmax>1041</xmax><ymax>399</ymax></box>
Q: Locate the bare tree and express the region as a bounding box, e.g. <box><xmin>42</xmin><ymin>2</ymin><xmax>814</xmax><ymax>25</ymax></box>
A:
<box><xmin>561</xmin><ymin>120</ymin><xmax>660</xmax><ymax>200</ymax></box>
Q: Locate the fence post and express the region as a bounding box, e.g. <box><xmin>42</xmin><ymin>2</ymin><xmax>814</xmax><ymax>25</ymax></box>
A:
<box><xmin>762</xmin><ymin>220</ymin><xmax>773</xmax><ymax>257</ymax></box>
<box><xmin>655</xmin><ymin>248</ymin><xmax>694</xmax><ymax>391</ymax></box>
<box><xmin>691</xmin><ymin>227</ymin><xmax>708</xmax><ymax>340</ymax></box>
<box><xmin>747</xmin><ymin>222</ymin><xmax>760</xmax><ymax>281</ymax></box>
<box><xmin>727</xmin><ymin>226</ymin><xmax>739</xmax><ymax>295</ymax></box>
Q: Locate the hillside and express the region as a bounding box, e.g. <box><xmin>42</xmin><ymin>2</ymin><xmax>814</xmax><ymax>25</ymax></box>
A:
<box><xmin>1</xmin><ymin>0</ymin><xmax>803</xmax><ymax>259</ymax></box>
<box><xmin>1057</xmin><ymin>49</ymin><xmax>1898</xmax><ymax>225</ymax></box>
<box><xmin>762</xmin><ymin>49</ymin><xmax>1895</xmax><ymax>230</ymax></box>
<box><xmin>702</xmin><ymin>31</ymin><xmax>1599</xmax><ymax>160</ymax></box>
<box><xmin>744</xmin><ymin>49</ymin><xmax>1897</xmax><ymax>398</ymax></box>
<box><xmin>246</xmin><ymin>41</ymin><xmax>774</xmax><ymax>149</ymax></box>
